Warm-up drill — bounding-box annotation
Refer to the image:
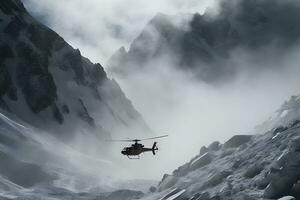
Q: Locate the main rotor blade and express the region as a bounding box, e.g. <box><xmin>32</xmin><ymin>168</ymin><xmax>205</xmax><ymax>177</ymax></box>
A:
<box><xmin>140</xmin><ymin>135</ymin><xmax>168</xmax><ymax>141</ymax></box>
<box><xmin>106</xmin><ymin>139</ymin><xmax>140</xmax><ymax>142</ymax></box>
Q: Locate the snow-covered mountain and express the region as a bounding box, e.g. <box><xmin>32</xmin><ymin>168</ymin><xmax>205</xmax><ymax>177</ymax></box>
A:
<box><xmin>108</xmin><ymin>0</ymin><xmax>300</xmax><ymax>83</ymax></box>
<box><xmin>0</xmin><ymin>0</ymin><xmax>150</xmax><ymax>141</ymax></box>
<box><xmin>256</xmin><ymin>96</ymin><xmax>300</xmax><ymax>134</ymax></box>
<box><xmin>140</xmin><ymin>96</ymin><xmax>300</xmax><ymax>200</ymax></box>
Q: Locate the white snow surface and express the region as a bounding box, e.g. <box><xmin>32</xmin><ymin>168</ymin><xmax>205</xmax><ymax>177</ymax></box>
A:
<box><xmin>0</xmin><ymin>111</ymin><xmax>151</xmax><ymax>199</ymax></box>
<box><xmin>140</xmin><ymin>103</ymin><xmax>300</xmax><ymax>200</ymax></box>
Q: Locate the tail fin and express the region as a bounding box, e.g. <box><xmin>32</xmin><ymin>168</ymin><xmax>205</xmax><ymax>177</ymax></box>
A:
<box><xmin>152</xmin><ymin>142</ymin><xmax>158</xmax><ymax>155</ymax></box>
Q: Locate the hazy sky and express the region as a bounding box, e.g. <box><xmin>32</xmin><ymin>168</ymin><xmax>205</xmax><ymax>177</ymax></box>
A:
<box><xmin>23</xmin><ymin>0</ymin><xmax>217</xmax><ymax>63</ymax></box>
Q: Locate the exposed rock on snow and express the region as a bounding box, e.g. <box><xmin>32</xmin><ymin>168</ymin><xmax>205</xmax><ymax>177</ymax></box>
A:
<box><xmin>257</xmin><ymin>95</ymin><xmax>300</xmax><ymax>132</ymax></box>
<box><xmin>0</xmin><ymin>0</ymin><xmax>150</xmax><ymax>140</ymax></box>
<box><xmin>223</xmin><ymin>135</ymin><xmax>252</xmax><ymax>148</ymax></box>
<box><xmin>200</xmin><ymin>146</ymin><xmax>209</xmax><ymax>156</ymax></box>
<box><xmin>189</xmin><ymin>152</ymin><xmax>213</xmax><ymax>171</ymax></box>
<box><xmin>143</xmin><ymin>97</ymin><xmax>300</xmax><ymax>200</ymax></box>
<box><xmin>208</xmin><ymin>141</ymin><xmax>221</xmax><ymax>151</ymax></box>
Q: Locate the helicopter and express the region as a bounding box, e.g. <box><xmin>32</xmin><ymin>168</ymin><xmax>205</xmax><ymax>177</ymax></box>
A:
<box><xmin>108</xmin><ymin>135</ymin><xmax>168</xmax><ymax>159</ymax></box>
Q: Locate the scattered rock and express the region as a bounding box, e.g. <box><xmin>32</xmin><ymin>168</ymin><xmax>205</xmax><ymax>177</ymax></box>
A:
<box><xmin>201</xmin><ymin>171</ymin><xmax>232</xmax><ymax>189</ymax></box>
<box><xmin>208</xmin><ymin>141</ymin><xmax>221</xmax><ymax>151</ymax></box>
<box><xmin>173</xmin><ymin>162</ymin><xmax>190</xmax><ymax>177</ymax></box>
<box><xmin>189</xmin><ymin>152</ymin><xmax>213</xmax><ymax>171</ymax></box>
<box><xmin>290</xmin><ymin>181</ymin><xmax>300</xmax><ymax>199</ymax></box>
<box><xmin>200</xmin><ymin>146</ymin><xmax>209</xmax><ymax>155</ymax></box>
<box><xmin>52</xmin><ymin>104</ymin><xmax>64</xmax><ymax>124</ymax></box>
<box><xmin>244</xmin><ymin>165</ymin><xmax>263</xmax><ymax>178</ymax></box>
<box><xmin>273</xmin><ymin>126</ymin><xmax>288</xmax><ymax>135</ymax></box>
<box><xmin>291</xmin><ymin>120</ymin><xmax>300</xmax><ymax>127</ymax></box>
<box><xmin>149</xmin><ymin>186</ymin><xmax>156</xmax><ymax>193</ymax></box>
<box><xmin>290</xmin><ymin>137</ymin><xmax>300</xmax><ymax>152</ymax></box>
<box><xmin>224</xmin><ymin>135</ymin><xmax>252</xmax><ymax>148</ymax></box>
<box><xmin>77</xmin><ymin>98</ymin><xmax>95</xmax><ymax>127</ymax></box>
<box><xmin>61</xmin><ymin>104</ymin><xmax>70</xmax><ymax>114</ymax></box>
<box><xmin>158</xmin><ymin>174</ymin><xmax>178</xmax><ymax>191</ymax></box>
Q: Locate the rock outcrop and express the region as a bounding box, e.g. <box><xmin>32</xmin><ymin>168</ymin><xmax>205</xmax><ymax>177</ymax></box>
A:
<box><xmin>0</xmin><ymin>0</ymin><xmax>150</xmax><ymax>140</ymax></box>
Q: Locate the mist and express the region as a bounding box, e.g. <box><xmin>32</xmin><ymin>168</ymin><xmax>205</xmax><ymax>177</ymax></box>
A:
<box><xmin>21</xmin><ymin>0</ymin><xmax>300</xmax><ymax>182</ymax></box>
<box><xmin>22</xmin><ymin>0</ymin><xmax>218</xmax><ymax>63</ymax></box>
<box><xmin>112</xmin><ymin>44</ymin><xmax>300</xmax><ymax>179</ymax></box>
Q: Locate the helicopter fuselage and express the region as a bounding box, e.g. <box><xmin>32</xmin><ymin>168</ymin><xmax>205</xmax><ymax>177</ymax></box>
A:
<box><xmin>121</xmin><ymin>142</ymin><xmax>157</xmax><ymax>157</ymax></box>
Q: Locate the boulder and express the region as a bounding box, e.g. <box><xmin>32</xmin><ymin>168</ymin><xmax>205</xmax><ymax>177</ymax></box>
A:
<box><xmin>201</xmin><ymin>171</ymin><xmax>232</xmax><ymax>189</ymax></box>
<box><xmin>189</xmin><ymin>152</ymin><xmax>213</xmax><ymax>171</ymax></box>
<box><xmin>224</xmin><ymin>135</ymin><xmax>252</xmax><ymax>148</ymax></box>
<box><xmin>273</xmin><ymin>126</ymin><xmax>288</xmax><ymax>135</ymax></box>
<box><xmin>149</xmin><ymin>186</ymin><xmax>157</xmax><ymax>193</ymax></box>
<box><xmin>158</xmin><ymin>174</ymin><xmax>178</xmax><ymax>191</ymax></box>
<box><xmin>173</xmin><ymin>162</ymin><xmax>190</xmax><ymax>177</ymax></box>
<box><xmin>290</xmin><ymin>182</ymin><xmax>300</xmax><ymax>199</ymax></box>
<box><xmin>200</xmin><ymin>146</ymin><xmax>209</xmax><ymax>155</ymax></box>
<box><xmin>290</xmin><ymin>137</ymin><xmax>300</xmax><ymax>152</ymax></box>
<box><xmin>244</xmin><ymin>165</ymin><xmax>263</xmax><ymax>178</ymax></box>
<box><xmin>208</xmin><ymin>141</ymin><xmax>221</xmax><ymax>151</ymax></box>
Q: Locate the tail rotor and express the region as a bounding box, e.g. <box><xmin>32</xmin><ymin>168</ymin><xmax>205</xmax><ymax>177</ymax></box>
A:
<box><xmin>152</xmin><ymin>142</ymin><xmax>158</xmax><ymax>155</ymax></box>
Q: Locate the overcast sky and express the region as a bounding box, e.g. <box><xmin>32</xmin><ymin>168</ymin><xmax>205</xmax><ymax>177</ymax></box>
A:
<box><xmin>23</xmin><ymin>0</ymin><xmax>217</xmax><ymax>64</ymax></box>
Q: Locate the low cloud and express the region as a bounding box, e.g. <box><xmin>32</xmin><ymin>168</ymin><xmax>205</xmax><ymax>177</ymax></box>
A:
<box><xmin>23</xmin><ymin>0</ymin><xmax>218</xmax><ymax>63</ymax></box>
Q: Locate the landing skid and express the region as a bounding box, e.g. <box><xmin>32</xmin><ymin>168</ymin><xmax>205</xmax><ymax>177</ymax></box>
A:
<box><xmin>127</xmin><ymin>155</ymin><xmax>140</xmax><ymax>159</ymax></box>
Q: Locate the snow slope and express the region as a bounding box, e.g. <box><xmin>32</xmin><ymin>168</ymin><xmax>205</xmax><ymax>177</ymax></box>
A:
<box><xmin>0</xmin><ymin>110</ymin><xmax>151</xmax><ymax>199</ymax></box>
<box><xmin>142</xmin><ymin>96</ymin><xmax>300</xmax><ymax>200</ymax></box>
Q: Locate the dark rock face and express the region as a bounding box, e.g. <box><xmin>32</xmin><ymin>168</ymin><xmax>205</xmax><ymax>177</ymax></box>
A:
<box><xmin>0</xmin><ymin>0</ymin><xmax>149</xmax><ymax>139</ymax></box>
<box><xmin>77</xmin><ymin>98</ymin><xmax>95</xmax><ymax>127</ymax></box>
<box><xmin>224</xmin><ymin>135</ymin><xmax>252</xmax><ymax>148</ymax></box>
<box><xmin>4</xmin><ymin>16</ymin><xmax>27</xmax><ymax>38</ymax></box>
<box><xmin>52</xmin><ymin>104</ymin><xmax>64</xmax><ymax>124</ymax></box>
<box><xmin>28</xmin><ymin>24</ymin><xmax>62</xmax><ymax>56</ymax></box>
<box><xmin>65</xmin><ymin>49</ymin><xmax>86</xmax><ymax>84</ymax></box>
<box><xmin>0</xmin><ymin>67</ymin><xmax>13</xmax><ymax>97</ymax></box>
<box><xmin>13</xmin><ymin>36</ymin><xmax>57</xmax><ymax>113</ymax></box>
<box><xmin>0</xmin><ymin>0</ymin><xmax>26</xmax><ymax>15</ymax></box>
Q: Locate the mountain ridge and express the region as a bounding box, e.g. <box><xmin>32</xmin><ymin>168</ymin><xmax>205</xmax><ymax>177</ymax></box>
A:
<box><xmin>0</xmin><ymin>0</ymin><xmax>150</xmax><ymax>140</ymax></box>
<box><xmin>108</xmin><ymin>0</ymin><xmax>300</xmax><ymax>83</ymax></box>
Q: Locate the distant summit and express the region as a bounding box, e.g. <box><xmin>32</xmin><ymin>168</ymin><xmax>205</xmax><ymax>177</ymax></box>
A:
<box><xmin>108</xmin><ymin>0</ymin><xmax>300</xmax><ymax>83</ymax></box>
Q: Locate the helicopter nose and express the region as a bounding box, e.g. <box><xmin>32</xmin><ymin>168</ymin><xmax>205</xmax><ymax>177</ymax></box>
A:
<box><xmin>121</xmin><ymin>150</ymin><xmax>126</xmax><ymax>155</ymax></box>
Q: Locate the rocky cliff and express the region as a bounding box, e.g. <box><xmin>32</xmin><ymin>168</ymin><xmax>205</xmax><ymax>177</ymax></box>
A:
<box><xmin>0</xmin><ymin>0</ymin><xmax>150</xmax><ymax>140</ymax></box>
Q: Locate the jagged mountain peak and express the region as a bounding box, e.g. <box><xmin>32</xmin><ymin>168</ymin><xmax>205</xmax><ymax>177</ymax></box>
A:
<box><xmin>108</xmin><ymin>0</ymin><xmax>300</xmax><ymax>83</ymax></box>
